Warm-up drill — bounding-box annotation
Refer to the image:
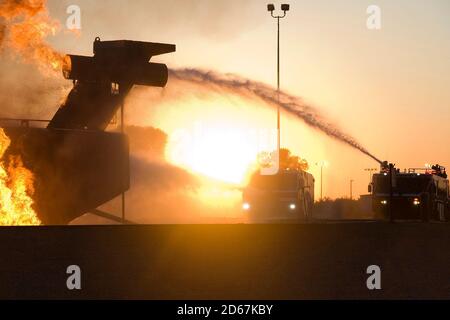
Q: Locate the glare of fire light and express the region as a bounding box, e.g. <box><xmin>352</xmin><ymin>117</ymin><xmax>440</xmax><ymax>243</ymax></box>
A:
<box><xmin>0</xmin><ymin>129</ymin><xmax>41</xmax><ymax>226</ymax></box>
<box><xmin>194</xmin><ymin>183</ymin><xmax>242</xmax><ymax>213</ymax></box>
<box><xmin>143</xmin><ymin>92</ymin><xmax>278</xmax><ymax>186</ymax></box>
<box><xmin>132</xmin><ymin>92</ymin><xmax>307</xmax><ymax>188</ymax></box>
<box><xmin>166</xmin><ymin>123</ymin><xmax>263</xmax><ymax>184</ymax></box>
<box><xmin>128</xmin><ymin>83</ymin><xmax>324</xmax><ymax>205</ymax></box>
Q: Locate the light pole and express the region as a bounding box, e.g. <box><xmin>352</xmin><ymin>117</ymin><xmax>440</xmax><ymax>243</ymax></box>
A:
<box><xmin>267</xmin><ymin>3</ymin><xmax>290</xmax><ymax>153</ymax></box>
<box><xmin>315</xmin><ymin>161</ymin><xmax>328</xmax><ymax>201</ymax></box>
<box><xmin>350</xmin><ymin>179</ymin><xmax>354</xmax><ymax>200</ymax></box>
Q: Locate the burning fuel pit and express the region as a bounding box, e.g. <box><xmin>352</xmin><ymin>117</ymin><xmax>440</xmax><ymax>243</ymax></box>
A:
<box><xmin>2</xmin><ymin>127</ymin><xmax>129</xmax><ymax>225</ymax></box>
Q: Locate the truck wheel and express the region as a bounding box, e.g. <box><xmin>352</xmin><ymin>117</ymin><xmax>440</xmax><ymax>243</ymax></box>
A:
<box><xmin>421</xmin><ymin>204</ymin><xmax>429</xmax><ymax>222</ymax></box>
<box><xmin>445</xmin><ymin>203</ymin><xmax>450</xmax><ymax>222</ymax></box>
<box><xmin>420</xmin><ymin>197</ymin><xmax>430</xmax><ymax>222</ymax></box>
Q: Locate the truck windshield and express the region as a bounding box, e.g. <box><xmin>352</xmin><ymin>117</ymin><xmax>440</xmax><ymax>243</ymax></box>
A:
<box><xmin>249</xmin><ymin>173</ymin><xmax>298</xmax><ymax>191</ymax></box>
<box><xmin>374</xmin><ymin>175</ymin><xmax>431</xmax><ymax>194</ymax></box>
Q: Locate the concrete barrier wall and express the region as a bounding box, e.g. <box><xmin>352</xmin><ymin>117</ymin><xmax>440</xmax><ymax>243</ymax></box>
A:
<box><xmin>0</xmin><ymin>222</ymin><xmax>449</xmax><ymax>299</ymax></box>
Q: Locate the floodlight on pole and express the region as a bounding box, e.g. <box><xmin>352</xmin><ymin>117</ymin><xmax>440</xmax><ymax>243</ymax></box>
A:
<box><xmin>267</xmin><ymin>4</ymin><xmax>290</xmax><ymax>155</ymax></box>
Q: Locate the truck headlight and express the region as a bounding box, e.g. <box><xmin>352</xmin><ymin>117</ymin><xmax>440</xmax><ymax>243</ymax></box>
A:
<box><xmin>242</xmin><ymin>203</ymin><xmax>251</xmax><ymax>211</ymax></box>
<box><xmin>289</xmin><ymin>203</ymin><xmax>296</xmax><ymax>210</ymax></box>
<box><xmin>381</xmin><ymin>200</ymin><xmax>388</xmax><ymax>205</ymax></box>
<box><xmin>413</xmin><ymin>198</ymin><xmax>421</xmax><ymax>206</ymax></box>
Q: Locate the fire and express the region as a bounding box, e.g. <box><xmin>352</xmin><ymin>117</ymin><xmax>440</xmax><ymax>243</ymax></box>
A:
<box><xmin>0</xmin><ymin>0</ymin><xmax>65</xmax><ymax>74</ymax></box>
<box><xmin>155</xmin><ymin>95</ymin><xmax>279</xmax><ymax>185</ymax></box>
<box><xmin>166</xmin><ymin>121</ymin><xmax>262</xmax><ymax>184</ymax></box>
<box><xmin>0</xmin><ymin>129</ymin><xmax>41</xmax><ymax>226</ymax></box>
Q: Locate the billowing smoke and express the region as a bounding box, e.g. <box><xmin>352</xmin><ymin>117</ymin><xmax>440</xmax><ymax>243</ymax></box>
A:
<box><xmin>0</xmin><ymin>24</ymin><xmax>5</xmax><ymax>45</ymax></box>
<box><xmin>170</xmin><ymin>69</ymin><xmax>382</xmax><ymax>164</ymax></box>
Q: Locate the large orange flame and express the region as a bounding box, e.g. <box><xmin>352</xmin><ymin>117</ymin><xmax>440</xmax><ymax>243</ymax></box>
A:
<box><xmin>0</xmin><ymin>129</ymin><xmax>41</xmax><ymax>226</ymax></box>
<box><xmin>0</xmin><ymin>0</ymin><xmax>65</xmax><ymax>74</ymax></box>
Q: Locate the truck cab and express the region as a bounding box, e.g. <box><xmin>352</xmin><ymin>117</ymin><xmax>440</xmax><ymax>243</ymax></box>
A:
<box><xmin>370</xmin><ymin>164</ymin><xmax>449</xmax><ymax>221</ymax></box>
<box><xmin>242</xmin><ymin>169</ymin><xmax>314</xmax><ymax>222</ymax></box>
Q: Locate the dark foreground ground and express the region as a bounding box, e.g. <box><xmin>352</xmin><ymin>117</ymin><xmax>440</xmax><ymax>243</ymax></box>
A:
<box><xmin>1</xmin><ymin>221</ymin><xmax>450</xmax><ymax>299</ymax></box>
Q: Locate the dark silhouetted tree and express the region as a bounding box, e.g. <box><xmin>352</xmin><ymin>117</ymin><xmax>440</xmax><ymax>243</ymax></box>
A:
<box><xmin>257</xmin><ymin>148</ymin><xmax>309</xmax><ymax>171</ymax></box>
<box><xmin>279</xmin><ymin>148</ymin><xmax>309</xmax><ymax>171</ymax></box>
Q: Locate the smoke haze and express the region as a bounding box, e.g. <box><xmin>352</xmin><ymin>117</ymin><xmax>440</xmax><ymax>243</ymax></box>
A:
<box><xmin>0</xmin><ymin>24</ymin><xmax>5</xmax><ymax>46</ymax></box>
<box><xmin>74</xmin><ymin>125</ymin><xmax>243</xmax><ymax>224</ymax></box>
<box><xmin>1</xmin><ymin>0</ymin><xmax>386</xmax><ymax>222</ymax></box>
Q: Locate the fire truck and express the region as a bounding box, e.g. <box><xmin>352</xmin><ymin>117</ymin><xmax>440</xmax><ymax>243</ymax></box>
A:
<box><xmin>370</xmin><ymin>162</ymin><xmax>449</xmax><ymax>221</ymax></box>
<box><xmin>242</xmin><ymin>169</ymin><xmax>315</xmax><ymax>221</ymax></box>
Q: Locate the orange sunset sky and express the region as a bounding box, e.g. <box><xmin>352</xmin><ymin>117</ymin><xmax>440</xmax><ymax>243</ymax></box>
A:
<box><xmin>8</xmin><ymin>0</ymin><xmax>450</xmax><ymax>199</ymax></box>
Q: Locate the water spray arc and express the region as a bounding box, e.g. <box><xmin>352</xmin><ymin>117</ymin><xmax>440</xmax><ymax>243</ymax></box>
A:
<box><xmin>169</xmin><ymin>69</ymin><xmax>382</xmax><ymax>164</ymax></box>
